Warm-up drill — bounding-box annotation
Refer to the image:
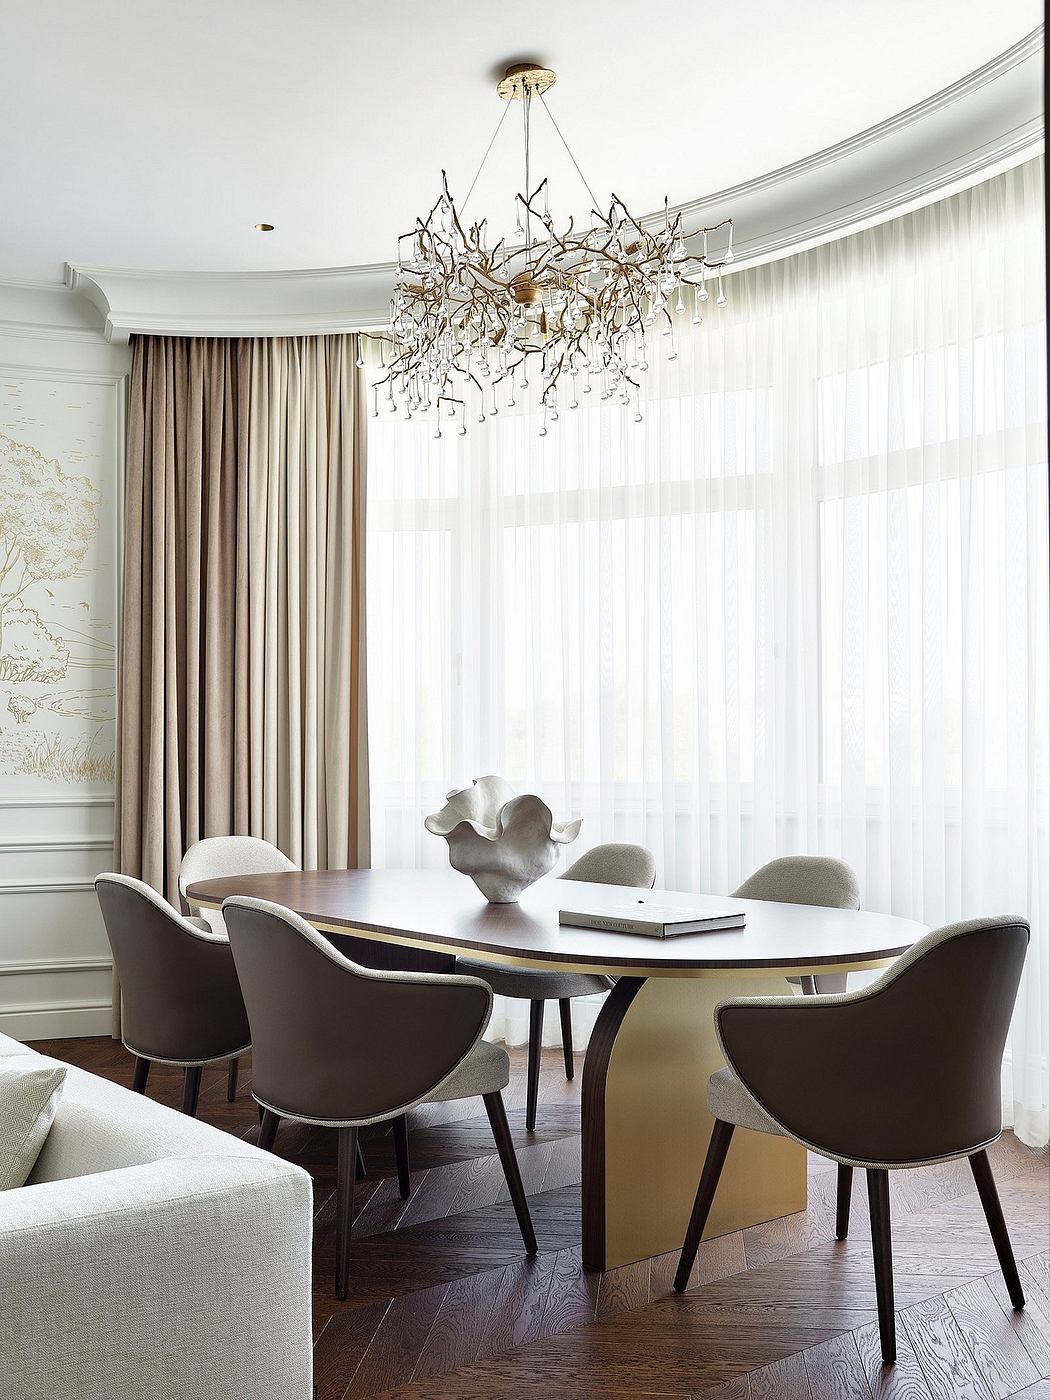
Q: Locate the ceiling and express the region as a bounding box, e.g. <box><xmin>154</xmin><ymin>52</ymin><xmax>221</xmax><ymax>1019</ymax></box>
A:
<box><xmin>0</xmin><ymin>1</ymin><xmax>1041</xmax><ymax>285</ymax></box>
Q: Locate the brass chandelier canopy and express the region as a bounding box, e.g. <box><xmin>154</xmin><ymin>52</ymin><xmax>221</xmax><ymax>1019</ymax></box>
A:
<box><xmin>373</xmin><ymin>62</ymin><xmax>735</xmax><ymax>435</ymax></box>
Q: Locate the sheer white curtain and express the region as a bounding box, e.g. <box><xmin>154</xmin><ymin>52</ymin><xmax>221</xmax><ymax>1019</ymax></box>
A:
<box><xmin>365</xmin><ymin>159</ymin><xmax>1048</xmax><ymax>1146</ymax></box>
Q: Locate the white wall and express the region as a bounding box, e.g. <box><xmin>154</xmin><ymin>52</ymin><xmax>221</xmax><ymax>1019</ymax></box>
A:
<box><xmin>0</xmin><ymin>282</ymin><xmax>129</xmax><ymax>1039</ymax></box>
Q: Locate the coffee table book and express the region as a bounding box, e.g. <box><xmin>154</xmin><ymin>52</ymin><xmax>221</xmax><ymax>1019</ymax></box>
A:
<box><xmin>558</xmin><ymin>905</ymin><xmax>747</xmax><ymax>938</ymax></box>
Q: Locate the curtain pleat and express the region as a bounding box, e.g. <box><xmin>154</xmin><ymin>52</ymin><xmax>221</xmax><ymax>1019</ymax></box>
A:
<box><xmin>116</xmin><ymin>333</ymin><xmax>369</xmax><ymax>934</ymax></box>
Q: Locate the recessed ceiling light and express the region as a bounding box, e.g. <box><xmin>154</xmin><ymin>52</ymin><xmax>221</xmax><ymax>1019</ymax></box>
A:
<box><xmin>254</xmin><ymin>222</ymin><xmax>275</xmax><ymax>232</ymax></box>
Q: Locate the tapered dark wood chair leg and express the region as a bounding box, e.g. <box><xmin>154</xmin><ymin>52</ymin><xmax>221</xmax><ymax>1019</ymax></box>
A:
<box><xmin>525</xmin><ymin>999</ymin><xmax>544</xmax><ymax>1132</ymax></box>
<box><xmin>969</xmin><ymin>1149</ymin><xmax>1025</xmax><ymax>1309</ymax></box>
<box><xmin>835</xmin><ymin>1163</ymin><xmax>853</xmax><ymax>1240</ymax></box>
<box><xmin>674</xmin><ymin>1119</ymin><xmax>734</xmax><ymax>1292</ymax></box>
<box><xmin>336</xmin><ymin>1125</ymin><xmax>358</xmax><ymax>1299</ymax></box>
<box><xmin>257</xmin><ymin>1102</ymin><xmax>264</xmax><ymax>1125</ymax></box>
<box><xmin>132</xmin><ymin>1056</ymin><xmax>151</xmax><ymax>1094</ymax></box>
<box><xmin>182</xmin><ymin>1065</ymin><xmax>203</xmax><ymax>1117</ymax></box>
<box><xmin>392</xmin><ymin>1114</ymin><xmax>411</xmax><ymax>1199</ymax></box>
<box><xmin>226</xmin><ymin>1057</ymin><xmax>239</xmax><ymax>1103</ymax></box>
<box><xmin>866</xmin><ymin>1168</ymin><xmax>896</xmax><ymax>1363</ymax></box>
<box><xmin>483</xmin><ymin>1091</ymin><xmax>537</xmax><ymax>1254</ymax></box>
<box><xmin>558</xmin><ymin>999</ymin><xmax>575</xmax><ymax>1080</ymax></box>
<box><xmin>258</xmin><ymin>1108</ymin><xmax>280</xmax><ymax>1152</ymax></box>
<box><xmin>355</xmin><ymin>1141</ymin><xmax>367</xmax><ymax>1181</ymax></box>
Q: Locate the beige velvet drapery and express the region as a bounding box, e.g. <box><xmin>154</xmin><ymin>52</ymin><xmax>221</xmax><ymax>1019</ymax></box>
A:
<box><xmin>116</xmin><ymin>334</ymin><xmax>369</xmax><ymax>926</ymax></box>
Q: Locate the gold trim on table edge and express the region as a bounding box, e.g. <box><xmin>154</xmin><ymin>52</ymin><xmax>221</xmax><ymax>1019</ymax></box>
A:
<box><xmin>191</xmin><ymin>897</ymin><xmax>900</xmax><ymax>979</ymax></box>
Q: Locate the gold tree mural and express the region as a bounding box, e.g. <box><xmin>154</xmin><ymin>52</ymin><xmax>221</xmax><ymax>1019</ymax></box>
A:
<box><xmin>0</xmin><ymin>432</ymin><xmax>100</xmax><ymax>682</ymax></box>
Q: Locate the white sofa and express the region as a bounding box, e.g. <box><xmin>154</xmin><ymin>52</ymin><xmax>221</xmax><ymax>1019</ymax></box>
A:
<box><xmin>0</xmin><ymin>1032</ymin><xmax>313</xmax><ymax>1400</ymax></box>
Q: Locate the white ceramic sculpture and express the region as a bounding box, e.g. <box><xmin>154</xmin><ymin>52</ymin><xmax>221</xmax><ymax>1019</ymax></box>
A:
<box><xmin>424</xmin><ymin>775</ymin><xmax>582</xmax><ymax>903</ymax></box>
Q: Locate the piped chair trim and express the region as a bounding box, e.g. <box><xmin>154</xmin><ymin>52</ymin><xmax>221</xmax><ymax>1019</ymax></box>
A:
<box><xmin>121</xmin><ymin>1040</ymin><xmax>252</xmax><ymax>1068</ymax></box>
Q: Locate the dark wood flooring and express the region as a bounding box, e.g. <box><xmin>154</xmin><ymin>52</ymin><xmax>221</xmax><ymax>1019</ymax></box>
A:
<box><xmin>33</xmin><ymin>1036</ymin><xmax>1050</xmax><ymax>1400</ymax></box>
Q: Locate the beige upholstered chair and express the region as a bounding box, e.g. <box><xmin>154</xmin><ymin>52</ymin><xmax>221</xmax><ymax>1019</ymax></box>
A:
<box><xmin>222</xmin><ymin>895</ymin><xmax>538</xmax><ymax>1298</ymax></box>
<box><xmin>179</xmin><ymin>835</ymin><xmax>298</xmax><ymax>929</ymax></box>
<box><xmin>734</xmin><ymin>856</ymin><xmax>861</xmax><ymax>994</ymax></box>
<box><xmin>95</xmin><ymin>873</ymin><xmax>252</xmax><ymax>1116</ymax></box>
<box><xmin>457</xmin><ymin>842</ymin><xmax>657</xmax><ymax>1131</ymax></box>
<box><xmin>674</xmin><ymin>915</ymin><xmax>1030</xmax><ymax>1366</ymax></box>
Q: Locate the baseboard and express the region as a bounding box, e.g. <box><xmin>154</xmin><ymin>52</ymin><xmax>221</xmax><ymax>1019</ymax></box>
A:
<box><xmin>0</xmin><ymin>999</ymin><xmax>112</xmax><ymax>1041</ymax></box>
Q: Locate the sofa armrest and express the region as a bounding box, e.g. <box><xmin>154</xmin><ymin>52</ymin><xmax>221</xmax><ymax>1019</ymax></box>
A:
<box><xmin>0</xmin><ymin>1153</ymin><xmax>313</xmax><ymax>1400</ymax></box>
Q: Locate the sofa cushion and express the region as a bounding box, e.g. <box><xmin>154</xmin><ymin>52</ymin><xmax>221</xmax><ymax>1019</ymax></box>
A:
<box><xmin>0</xmin><ymin>1056</ymin><xmax>66</xmax><ymax>1190</ymax></box>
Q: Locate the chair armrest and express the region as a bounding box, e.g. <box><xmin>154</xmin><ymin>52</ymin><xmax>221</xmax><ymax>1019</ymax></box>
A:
<box><xmin>224</xmin><ymin>894</ymin><xmax>498</xmax><ymax>1122</ymax></box>
<box><xmin>715</xmin><ymin>964</ymin><xmax>1006</xmax><ymax>1166</ymax></box>
<box><xmin>715</xmin><ymin>987</ymin><xmax>899</xmax><ymax>1161</ymax></box>
<box><xmin>0</xmin><ymin>1154</ymin><xmax>313</xmax><ymax>1400</ymax></box>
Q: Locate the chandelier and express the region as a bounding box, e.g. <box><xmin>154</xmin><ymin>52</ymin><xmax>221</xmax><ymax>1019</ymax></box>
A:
<box><xmin>373</xmin><ymin>62</ymin><xmax>735</xmax><ymax>436</ymax></box>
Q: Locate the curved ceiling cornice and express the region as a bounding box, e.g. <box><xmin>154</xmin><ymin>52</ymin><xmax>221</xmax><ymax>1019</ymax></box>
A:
<box><xmin>68</xmin><ymin>29</ymin><xmax>1043</xmax><ymax>345</ymax></box>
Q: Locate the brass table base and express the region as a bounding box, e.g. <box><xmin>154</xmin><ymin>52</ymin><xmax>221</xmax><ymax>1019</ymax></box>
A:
<box><xmin>583</xmin><ymin>974</ymin><xmax>807</xmax><ymax>1270</ymax></box>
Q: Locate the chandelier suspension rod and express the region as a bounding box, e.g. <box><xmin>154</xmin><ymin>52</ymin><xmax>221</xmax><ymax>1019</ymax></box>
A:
<box><xmin>522</xmin><ymin>90</ymin><xmax>532</xmax><ymax>247</ymax></box>
<box><xmin>460</xmin><ymin>100</ymin><xmax>513</xmax><ymax>218</ymax></box>
<box><xmin>538</xmin><ymin>91</ymin><xmax>601</xmax><ymax>214</ymax></box>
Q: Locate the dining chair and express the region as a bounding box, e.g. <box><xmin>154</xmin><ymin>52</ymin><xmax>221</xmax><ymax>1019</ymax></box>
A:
<box><xmin>179</xmin><ymin>835</ymin><xmax>298</xmax><ymax>929</ymax></box>
<box><xmin>672</xmin><ymin>915</ymin><xmax>1030</xmax><ymax>1365</ymax></box>
<box><xmin>95</xmin><ymin>873</ymin><xmax>252</xmax><ymax>1117</ymax></box>
<box><xmin>221</xmin><ymin>894</ymin><xmax>538</xmax><ymax>1298</ymax></box>
<box><xmin>457</xmin><ymin>842</ymin><xmax>657</xmax><ymax>1132</ymax></box>
<box><xmin>734</xmin><ymin>855</ymin><xmax>861</xmax><ymax>993</ymax></box>
<box><xmin>177</xmin><ymin>837</ymin><xmax>298</xmax><ymax>1103</ymax></box>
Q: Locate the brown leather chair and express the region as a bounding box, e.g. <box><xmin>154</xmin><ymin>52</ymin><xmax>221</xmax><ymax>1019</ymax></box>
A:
<box><xmin>177</xmin><ymin>836</ymin><xmax>300</xmax><ymax>1103</ymax></box>
<box><xmin>733</xmin><ymin>855</ymin><xmax>861</xmax><ymax>994</ymax></box>
<box><xmin>95</xmin><ymin>873</ymin><xmax>251</xmax><ymax>1116</ymax></box>
<box><xmin>673</xmin><ymin>915</ymin><xmax>1030</xmax><ymax>1365</ymax></box>
<box><xmin>458</xmin><ymin>842</ymin><xmax>657</xmax><ymax>1131</ymax></box>
<box><xmin>221</xmin><ymin>894</ymin><xmax>538</xmax><ymax>1298</ymax></box>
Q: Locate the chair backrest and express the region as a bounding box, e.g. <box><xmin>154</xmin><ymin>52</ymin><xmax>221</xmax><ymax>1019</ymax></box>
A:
<box><xmin>718</xmin><ymin>915</ymin><xmax>1030</xmax><ymax>1166</ymax></box>
<box><xmin>179</xmin><ymin>836</ymin><xmax>297</xmax><ymax>900</ymax></box>
<box><xmin>733</xmin><ymin>856</ymin><xmax>860</xmax><ymax>909</ymax></box>
<box><xmin>562</xmin><ymin>843</ymin><xmax>657</xmax><ymax>888</ymax></box>
<box><xmin>179</xmin><ymin>836</ymin><xmax>298</xmax><ymax>923</ymax></box>
<box><xmin>222</xmin><ymin>896</ymin><xmax>493</xmax><ymax>1125</ymax></box>
<box><xmin>95</xmin><ymin>873</ymin><xmax>250</xmax><ymax>1064</ymax></box>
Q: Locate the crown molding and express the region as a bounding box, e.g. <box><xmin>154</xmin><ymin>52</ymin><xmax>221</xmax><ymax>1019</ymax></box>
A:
<box><xmin>65</xmin><ymin>29</ymin><xmax>1042</xmax><ymax>343</ymax></box>
<box><xmin>668</xmin><ymin>27</ymin><xmax>1044</xmax><ymax>226</ymax></box>
<box><xmin>65</xmin><ymin>261</ymin><xmax>394</xmax><ymax>343</ymax></box>
<box><xmin>0</xmin><ymin>277</ymin><xmax>110</xmax><ymax>342</ymax></box>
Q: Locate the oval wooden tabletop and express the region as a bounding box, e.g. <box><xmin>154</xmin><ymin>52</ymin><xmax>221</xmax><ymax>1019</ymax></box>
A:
<box><xmin>185</xmin><ymin>867</ymin><xmax>927</xmax><ymax>978</ymax></box>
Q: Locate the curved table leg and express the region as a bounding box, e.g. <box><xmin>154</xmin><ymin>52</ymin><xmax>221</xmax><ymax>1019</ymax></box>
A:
<box><xmin>582</xmin><ymin>975</ymin><xmax>807</xmax><ymax>1270</ymax></box>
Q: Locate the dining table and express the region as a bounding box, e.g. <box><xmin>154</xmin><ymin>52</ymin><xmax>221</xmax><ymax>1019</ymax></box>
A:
<box><xmin>185</xmin><ymin>866</ymin><xmax>927</xmax><ymax>1271</ymax></box>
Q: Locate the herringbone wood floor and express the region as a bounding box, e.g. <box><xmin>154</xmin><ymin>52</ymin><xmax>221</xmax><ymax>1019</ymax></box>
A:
<box><xmin>34</xmin><ymin>1037</ymin><xmax>1050</xmax><ymax>1400</ymax></box>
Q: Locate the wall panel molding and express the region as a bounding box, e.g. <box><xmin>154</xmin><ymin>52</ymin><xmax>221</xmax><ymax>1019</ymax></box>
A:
<box><xmin>0</xmin><ymin>316</ymin><xmax>122</xmax><ymax>1041</ymax></box>
<box><xmin>0</xmin><ymin>955</ymin><xmax>111</xmax><ymax>978</ymax></box>
<box><xmin>0</xmin><ymin>837</ymin><xmax>112</xmax><ymax>855</ymax></box>
<box><xmin>0</xmin><ymin>794</ymin><xmax>114</xmax><ymax>810</ymax></box>
<box><xmin>0</xmin><ymin>878</ymin><xmax>99</xmax><ymax>896</ymax></box>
